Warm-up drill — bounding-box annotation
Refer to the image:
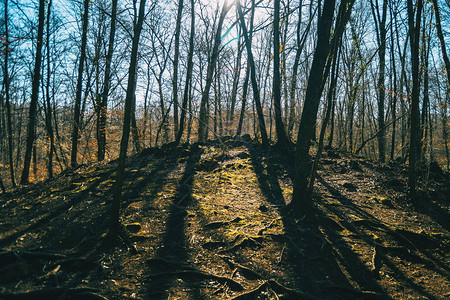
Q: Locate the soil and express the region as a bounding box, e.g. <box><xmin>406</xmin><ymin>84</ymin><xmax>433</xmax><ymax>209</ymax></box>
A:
<box><xmin>0</xmin><ymin>137</ymin><xmax>449</xmax><ymax>300</ymax></box>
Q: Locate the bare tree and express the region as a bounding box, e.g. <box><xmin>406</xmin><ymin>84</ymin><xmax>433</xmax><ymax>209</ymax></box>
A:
<box><xmin>407</xmin><ymin>0</ymin><xmax>423</xmax><ymax>197</ymax></box>
<box><xmin>237</xmin><ymin>0</ymin><xmax>269</xmax><ymax>145</ymax></box>
<box><xmin>70</xmin><ymin>0</ymin><xmax>89</xmax><ymax>167</ymax></box>
<box><xmin>291</xmin><ymin>0</ymin><xmax>354</xmax><ymax>215</ymax></box>
<box><xmin>172</xmin><ymin>0</ymin><xmax>184</xmax><ymax>138</ymax></box>
<box><xmin>21</xmin><ymin>0</ymin><xmax>46</xmax><ymax>184</ymax></box>
<box><xmin>198</xmin><ymin>1</ymin><xmax>231</xmax><ymax>143</ymax></box>
<box><xmin>3</xmin><ymin>0</ymin><xmax>16</xmax><ymax>187</ymax></box>
<box><xmin>176</xmin><ymin>0</ymin><xmax>195</xmax><ymax>144</ymax></box>
<box><xmin>97</xmin><ymin>0</ymin><xmax>118</xmax><ymax>162</ymax></box>
<box><xmin>109</xmin><ymin>0</ymin><xmax>148</xmax><ymax>239</ymax></box>
<box><xmin>273</xmin><ymin>0</ymin><xmax>289</xmax><ymax>148</ymax></box>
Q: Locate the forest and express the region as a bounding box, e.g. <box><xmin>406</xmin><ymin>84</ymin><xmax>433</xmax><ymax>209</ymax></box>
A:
<box><xmin>0</xmin><ymin>0</ymin><xmax>449</xmax><ymax>299</ymax></box>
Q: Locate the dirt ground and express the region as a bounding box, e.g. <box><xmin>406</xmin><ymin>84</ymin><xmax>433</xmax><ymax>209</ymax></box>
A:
<box><xmin>0</xmin><ymin>137</ymin><xmax>449</xmax><ymax>299</ymax></box>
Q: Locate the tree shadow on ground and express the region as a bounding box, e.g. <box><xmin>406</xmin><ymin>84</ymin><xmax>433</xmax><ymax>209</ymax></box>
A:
<box><xmin>317</xmin><ymin>175</ymin><xmax>443</xmax><ymax>300</ymax></box>
<box><xmin>144</xmin><ymin>144</ymin><xmax>203</xmax><ymax>299</ymax></box>
<box><xmin>247</xmin><ymin>142</ymin><xmax>390</xmax><ymax>299</ymax></box>
<box><xmin>0</xmin><ymin>168</ymin><xmax>116</xmax><ymax>249</ymax></box>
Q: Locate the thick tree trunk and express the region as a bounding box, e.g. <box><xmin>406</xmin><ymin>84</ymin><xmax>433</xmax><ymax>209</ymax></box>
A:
<box><xmin>291</xmin><ymin>0</ymin><xmax>354</xmax><ymax>215</ymax></box>
<box><xmin>407</xmin><ymin>0</ymin><xmax>423</xmax><ymax>197</ymax></box>
<box><xmin>21</xmin><ymin>0</ymin><xmax>45</xmax><ymax>184</ymax></box>
<box><xmin>70</xmin><ymin>0</ymin><xmax>89</xmax><ymax>167</ymax></box>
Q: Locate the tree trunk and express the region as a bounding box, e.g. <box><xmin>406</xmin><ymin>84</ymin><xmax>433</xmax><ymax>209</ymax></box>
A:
<box><xmin>291</xmin><ymin>0</ymin><xmax>354</xmax><ymax>215</ymax></box>
<box><xmin>407</xmin><ymin>0</ymin><xmax>423</xmax><ymax>197</ymax></box>
<box><xmin>3</xmin><ymin>0</ymin><xmax>16</xmax><ymax>187</ymax></box>
<box><xmin>175</xmin><ymin>0</ymin><xmax>195</xmax><ymax>145</ymax></box>
<box><xmin>109</xmin><ymin>0</ymin><xmax>147</xmax><ymax>238</ymax></box>
<box><xmin>273</xmin><ymin>0</ymin><xmax>289</xmax><ymax>148</ymax></box>
<box><xmin>21</xmin><ymin>0</ymin><xmax>46</xmax><ymax>184</ymax></box>
<box><xmin>370</xmin><ymin>0</ymin><xmax>387</xmax><ymax>163</ymax></box>
<box><xmin>70</xmin><ymin>0</ymin><xmax>89</xmax><ymax>167</ymax></box>
<box><xmin>237</xmin><ymin>0</ymin><xmax>269</xmax><ymax>146</ymax></box>
<box><xmin>97</xmin><ymin>0</ymin><xmax>118</xmax><ymax>161</ymax></box>
<box><xmin>198</xmin><ymin>2</ymin><xmax>230</xmax><ymax>143</ymax></box>
<box><xmin>431</xmin><ymin>0</ymin><xmax>450</xmax><ymax>85</ymax></box>
<box><xmin>44</xmin><ymin>0</ymin><xmax>55</xmax><ymax>179</ymax></box>
<box><xmin>172</xmin><ymin>0</ymin><xmax>184</xmax><ymax>138</ymax></box>
<box><xmin>228</xmin><ymin>34</ymin><xmax>243</xmax><ymax>133</ymax></box>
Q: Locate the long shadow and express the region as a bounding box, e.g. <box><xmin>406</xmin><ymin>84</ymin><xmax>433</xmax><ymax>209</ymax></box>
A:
<box><xmin>0</xmin><ymin>169</ymin><xmax>115</xmax><ymax>249</ymax></box>
<box><xmin>317</xmin><ymin>175</ymin><xmax>443</xmax><ymax>299</ymax></box>
<box><xmin>145</xmin><ymin>144</ymin><xmax>203</xmax><ymax>299</ymax></box>
<box><xmin>121</xmin><ymin>143</ymin><xmax>189</xmax><ymax>205</ymax></box>
<box><xmin>0</xmin><ymin>144</ymin><xmax>183</xmax><ymax>250</ymax></box>
<box><xmin>247</xmin><ymin>143</ymin><xmax>390</xmax><ymax>299</ymax></box>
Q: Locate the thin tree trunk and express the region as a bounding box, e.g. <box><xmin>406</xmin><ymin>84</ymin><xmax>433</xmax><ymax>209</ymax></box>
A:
<box><xmin>172</xmin><ymin>0</ymin><xmax>184</xmax><ymax>138</ymax></box>
<box><xmin>273</xmin><ymin>0</ymin><xmax>289</xmax><ymax>148</ymax></box>
<box><xmin>3</xmin><ymin>0</ymin><xmax>16</xmax><ymax>187</ymax></box>
<box><xmin>97</xmin><ymin>0</ymin><xmax>118</xmax><ymax>161</ymax></box>
<box><xmin>21</xmin><ymin>0</ymin><xmax>45</xmax><ymax>184</ymax></box>
<box><xmin>109</xmin><ymin>0</ymin><xmax>147</xmax><ymax>238</ymax></box>
<box><xmin>237</xmin><ymin>0</ymin><xmax>268</xmax><ymax>145</ymax></box>
<box><xmin>431</xmin><ymin>0</ymin><xmax>450</xmax><ymax>85</ymax></box>
<box><xmin>45</xmin><ymin>0</ymin><xmax>55</xmax><ymax>179</ymax></box>
<box><xmin>175</xmin><ymin>0</ymin><xmax>195</xmax><ymax>145</ymax></box>
<box><xmin>228</xmin><ymin>34</ymin><xmax>243</xmax><ymax>133</ymax></box>
<box><xmin>389</xmin><ymin>0</ymin><xmax>398</xmax><ymax>161</ymax></box>
<box><xmin>198</xmin><ymin>2</ymin><xmax>230</xmax><ymax>143</ymax></box>
<box><xmin>70</xmin><ymin>0</ymin><xmax>89</xmax><ymax>167</ymax></box>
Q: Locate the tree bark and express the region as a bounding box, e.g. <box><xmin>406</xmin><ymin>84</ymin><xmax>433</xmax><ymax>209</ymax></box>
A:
<box><xmin>70</xmin><ymin>0</ymin><xmax>89</xmax><ymax>167</ymax></box>
<box><xmin>3</xmin><ymin>0</ymin><xmax>16</xmax><ymax>187</ymax></box>
<box><xmin>370</xmin><ymin>0</ymin><xmax>387</xmax><ymax>163</ymax></box>
<box><xmin>237</xmin><ymin>0</ymin><xmax>269</xmax><ymax>146</ymax></box>
<box><xmin>291</xmin><ymin>0</ymin><xmax>354</xmax><ymax>215</ymax></box>
<box><xmin>273</xmin><ymin>0</ymin><xmax>289</xmax><ymax>147</ymax></box>
<box><xmin>176</xmin><ymin>0</ymin><xmax>195</xmax><ymax>145</ymax></box>
<box><xmin>21</xmin><ymin>0</ymin><xmax>46</xmax><ymax>184</ymax></box>
<box><xmin>97</xmin><ymin>0</ymin><xmax>118</xmax><ymax>161</ymax></box>
<box><xmin>198</xmin><ymin>2</ymin><xmax>230</xmax><ymax>143</ymax></box>
<box><xmin>407</xmin><ymin>0</ymin><xmax>423</xmax><ymax>197</ymax></box>
<box><xmin>109</xmin><ymin>0</ymin><xmax>147</xmax><ymax>238</ymax></box>
<box><xmin>172</xmin><ymin>0</ymin><xmax>184</xmax><ymax>138</ymax></box>
<box><xmin>431</xmin><ymin>0</ymin><xmax>450</xmax><ymax>85</ymax></box>
<box><xmin>44</xmin><ymin>0</ymin><xmax>55</xmax><ymax>179</ymax></box>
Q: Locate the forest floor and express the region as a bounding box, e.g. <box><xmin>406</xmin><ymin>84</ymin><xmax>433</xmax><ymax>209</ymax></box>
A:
<box><xmin>0</xmin><ymin>136</ymin><xmax>449</xmax><ymax>300</ymax></box>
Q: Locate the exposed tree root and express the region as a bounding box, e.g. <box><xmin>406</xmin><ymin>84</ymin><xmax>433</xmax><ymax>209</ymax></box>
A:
<box><xmin>229</xmin><ymin>282</ymin><xmax>268</xmax><ymax>299</ymax></box>
<box><xmin>326</xmin><ymin>284</ymin><xmax>392</xmax><ymax>300</ymax></box>
<box><xmin>146</xmin><ymin>270</ymin><xmax>244</xmax><ymax>291</ymax></box>
<box><xmin>205</xmin><ymin>217</ymin><xmax>244</xmax><ymax>229</ymax></box>
<box><xmin>220</xmin><ymin>256</ymin><xmax>263</xmax><ymax>280</ymax></box>
<box><xmin>268</xmin><ymin>280</ymin><xmax>320</xmax><ymax>300</ymax></box>
<box><xmin>0</xmin><ymin>249</ymin><xmax>67</xmax><ymax>261</ymax></box>
<box><xmin>0</xmin><ymin>288</ymin><xmax>107</xmax><ymax>300</ymax></box>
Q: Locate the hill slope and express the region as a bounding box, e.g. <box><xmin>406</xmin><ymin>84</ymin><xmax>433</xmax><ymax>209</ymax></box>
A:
<box><xmin>0</xmin><ymin>138</ymin><xmax>449</xmax><ymax>299</ymax></box>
